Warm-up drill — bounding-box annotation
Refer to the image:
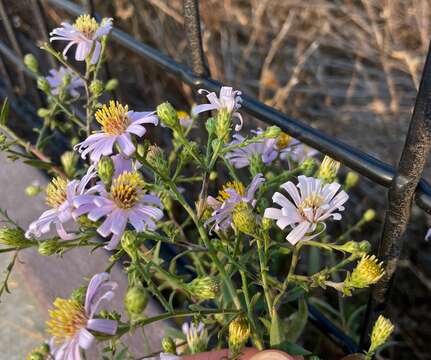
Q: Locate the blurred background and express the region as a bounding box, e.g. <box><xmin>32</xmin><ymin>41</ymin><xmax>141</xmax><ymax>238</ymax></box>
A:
<box><xmin>1</xmin><ymin>0</ymin><xmax>431</xmax><ymax>359</ymax></box>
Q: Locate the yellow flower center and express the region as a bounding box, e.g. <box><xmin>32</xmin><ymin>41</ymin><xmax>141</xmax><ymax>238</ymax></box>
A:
<box><xmin>276</xmin><ymin>132</ymin><xmax>292</xmax><ymax>149</ymax></box>
<box><xmin>217</xmin><ymin>181</ymin><xmax>245</xmax><ymax>202</ymax></box>
<box><xmin>298</xmin><ymin>193</ymin><xmax>324</xmax><ymax>218</ymax></box>
<box><xmin>353</xmin><ymin>255</ymin><xmax>384</xmax><ymax>284</ymax></box>
<box><xmin>177</xmin><ymin>111</ymin><xmax>189</xmax><ymax>120</ymax></box>
<box><xmin>46</xmin><ymin>298</ymin><xmax>87</xmax><ymax>340</ymax></box>
<box><xmin>74</xmin><ymin>14</ymin><xmax>99</xmax><ymax>38</ymax></box>
<box><xmin>110</xmin><ymin>171</ymin><xmax>145</xmax><ymax>209</ymax></box>
<box><xmin>46</xmin><ymin>177</ymin><xmax>68</xmax><ymax>208</ymax></box>
<box><xmin>96</xmin><ymin>101</ymin><xmax>130</xmax><ymax>135</ymax></box>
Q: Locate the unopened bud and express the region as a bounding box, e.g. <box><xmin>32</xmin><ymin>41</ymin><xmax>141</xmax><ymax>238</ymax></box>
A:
<box><xmin>37</xmin><ymin>78</ymin><xmax>51</xmax><ymax>93</ymax></box>
<box><xmin>345</xmin><ymin>171</ymin><xmax>359</xmax><ymax>190</ymax></box>
<box><xmin>105</xmin><ymin>79</ymin><xmax>118</xmax><ymax>92</ymax></box>
<box><xmin>89</xmin><ymin>80</ymin><xmax>104</xmax><ymax>96</ymax></box>
<box><xmin>262</xmin><ymin>217</ymin><xmax>272</xmax><ymax>231</ymax></box>
<box><xmin>362</xmin><ymin>209</ymin><xmax>376</xmax><ymax>222</ymax></box>
<box><xmin>299</xmin><ymin>158</ymin><xmax>316</xmax><ymax>174</ymax></box>
<box><xmin>125</xmin><ymin>285</ymin><xmax>149</xmax><ymax>316</ymax></box>
<box><xmin>209</xmin><ymin>171</ymin><xmax>218</xmax><ymax>181</ymax></box>
<box><xmin>23</xmin><ymin>54</ymin><xmax>39</xmax><ymax>74</ymax></box>
<box><xmin>187</xmin><ymin>276</ymin><xmax>220</xmax><ymax>300</ymax></box>
<box><xmin>249</xmin><ymin>153</ymin><xmax>265</xmax><ymax>176</ymax></box>
<box><xmin>38</xmin><ymin>239</ymin><xmax>60</xmax><ymax>256</ymax></box>
<box><xmin>215</xmin><ymin>108</ymin><xmax>231</xmax><ymax>141</ymax></box>
<box><xmin>232</xmin><ymin>202</ymin><xmax>258</xmax><ymax>236</ymax></box>
<box><xmin>70</xmin><ymin>285</ymin><xmax>86</xmax><ymax>304</ymax></box>
<box><xmin>26</xmin><ymin>184</ymin><xmax>42</xmax><ymax>197</ymax></box>
<box><xmin>161</xmin><ymin>337</ymin><xmax>176</xmax><ymax>354</ymax></box>
<box><xmin>338</xmin><ymin>240</ymin><xmax>371</xmax><ymax>255</ymax></box>
<box><xmin>0</xmin><ymin>227</ymin><xmax>30</xmax><ymax>248</ymax></box>
<box><xmin>318</xmin><ymin>155</ymin><xmax>340</xmax><ymax>183</ymax></box>
<box><xmin>37</xmin><ymin>108</ymin><xmax>51</xmax><ymax>118</ymax></box>
<box><xmin>146</xmin><ymin>145</ymin><xmax>168</xmax><ymax>176</ymax></box>
<box><xmin>205</xmin><ymin>118</ymin><xmax>216</xmax><ymax>134</ymax></box>
<box><xmin>98</xmin><ymin>156</ymin><xmax>114</xmax><ymax>187</ymax></box>
<box><xmin>228</xmin><ymin>316</ymin><xmax>250</xmax><ymax>354</ymax></box>
<box><xmin>264</xmin><ymin>126</ymin><xmax>281</xmax><ymax>139</ymax></box>
<box><xmin>61</xmin><ymin>151</ymin><xmax>78</xmax><ymax>178</ymax></box>
<box><xmin>121</xmin><ymin>230</ymin><xmax>138</xmax><ymax>258</ymax></box>
<box><xmin>368</xmin><ymin>315</ymin><xmax>394</xmax><ymax>355</ymax></box>
<box><xmin>157</xmin><ymin>102</ymin><xmax>179</xmax><ymax>129</ymax></box>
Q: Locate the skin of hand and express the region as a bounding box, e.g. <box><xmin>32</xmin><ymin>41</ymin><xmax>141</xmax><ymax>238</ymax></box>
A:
<box><xmin>182</xmin><ymin>348</ymin><xmax>304</xmax><ymax>360</ymax></box>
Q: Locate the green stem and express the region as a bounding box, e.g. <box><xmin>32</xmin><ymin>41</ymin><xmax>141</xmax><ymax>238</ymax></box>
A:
<box><xmin>256</xmin><ymin>237</ymin><xmax>273</xmax><ymax>316</ymax></box>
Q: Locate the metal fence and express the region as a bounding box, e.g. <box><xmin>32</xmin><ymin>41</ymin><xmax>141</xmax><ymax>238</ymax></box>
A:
<box><xmin>0</xmin><ymin>0</ymin><xmax>430</xmax><ymax>354</ymax></box>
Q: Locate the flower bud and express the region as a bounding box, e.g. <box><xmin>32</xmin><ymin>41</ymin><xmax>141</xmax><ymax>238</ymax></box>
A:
<box><xmin>146</xmin><ymin>145</ymin><xmax>168</xmax><ymax>176</ymax></box>
<box><xmin>125</xmin><ymin>285</ymin><xmax>149</xmax><ymax>316</ymax></box>
<box><xmin>89</xmin><ymin>80</ymin><xmax>104</xmax><ymax>96</ymax></box>
<box><xmin>318</xmin><ymin>155</ymin><xmax>340</xmax><ymax>183</ymax></box>
<box><xmin>343</xmin><ymin>255</ymin><xmax>384</xmax><ymax>294</ymax></box>
<box><xmin>232</xmin><ymin>202</ymin><xmax>258</xmax><ymax>236</ymax></box>
<box><xmin>205</xmin><ymin>117</ymin><xmax>216</xmax><ymax>134</ymax></box>
<box><xmin>249</xmin><ymin>153</ymin><xmax>265</xmax><ymax>177</ymax></box>
<box><xmin>38</xmin><ymin>239</ymin><xmax>60</xmax><ymax>256</ymax></box>
<box><xmin>209</xmin><ymin>171</ymin><xmax>218</xmax><ymax>181</ymax></box>
<box><xmin>61</xmin><ymin>151</ymin><xmax>78</xmax><ymax>178</ymax></box>
<box><xmin>264</xmin><ymin>126</ymin><xmax>281</xmax><ymax>139</ymax></box>
<box><xmin>70</xmin><ymin>285</ymin><xmax>86</xmax><ymax>304</ymax></box>
<box><xmin>157</xmin><ymin>102</ymin><xmax>179</xmax><ymax>129</ymax></box>
<box><xmin>262</xmin><ymin>217</ymin><xmax>273</xmax><ymax>231</ymax></box>
<box><xmin>121</xmin><ymin>230</ymin><xmax>138</xmax><ymax>258</ymax></box>
<box><xmin>228</xmin><ymin>316</ymin><xmax>250</xmax><ymax>354</ymax></box>
<box><xmin>368</xmin><ymin>315</ymin><xmax>394</xmax><ymax>354</ymax></box>
<box><xmin>37</xmin><ymin>108</ymin><xmax>51</xmax><ymax>118</ymax></box>
<box><xmin>187</xmin><ymin>276</ymin><xmax>220</xmax><ymax>300</ymax></box>
<box><xmin>215</xmin><ymin>108</ymin><xmax>231</xmax><ymax>141</ymax></box>
<box><xmin>299</xmin><ymin>158</ymin><xmax>316</xmax><ymax>174</ymax></box>
<box><xmin>338</xmin><ymin>240</ymin><xmax>371</xmax><ymax>256</ymax></box>
<box><xmin>98</xmin><ymin>156</ymin><xmax>115</xmax><ymax>187</ymax></box>
<box><xmin>0</xmin><ymin>227</ymin><xmax>30</xmax><ymax>248</ymax></box>
<box><xmin>26</xmin><ymin>184</ymin><xmax>42</xmax><ymax>197</ymax></box>
<box><xmin>161</xmin><ymin>336</ymin><xmax>176</xmax><ymax>354</ymax></box>
<box><xmin>23</xmin><ymin>54</ymin><xmax>39</xmax><ymax>74</ymax></box>
<box><xmin>105</xmin><ymin>79</ymin><xmax>119</xmax><ymax>92</ymax></box>
<box><xmin>37</xmin><ymin>77</ymin><xmax>51</xmax><ymax>93</ymax></box>
<box><xmin>344</xmin><ymin>171</ymin><xmax>359</xmax><ymax>190</ymax></box>
<box><xmin>362</xmin><ymin>209</ymin><xmax>376</xmax><ymax>223</ymax></box>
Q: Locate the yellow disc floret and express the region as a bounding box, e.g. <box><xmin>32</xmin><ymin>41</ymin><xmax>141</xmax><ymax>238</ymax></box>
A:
<box><xmin>46</xmin><ymin>177</ymin><xmax>68</xmax><ymax>208</ymax></box>
<box><xmin>96</xmin><ymin>101</ymin><xmax>130</xmax><ymax>136</ymax></box>
<box><xmin>217</xmin><ymin>181</ymin><xmax>245</xmax><ymax>202</ymax></box>
<box><xmin>110</xmin><ymin>171</ymin><xmax>144</xmax><ymax>209</ymax></box>
<box><xmin>74</xmin><ymin>15</ymin><xmax>99</xmax><ymax>38</ymax></box>
<box><xmin>46</xmin><ymin>298</ymin><xmax>87</xmax><ymax>340</ymax></box>
<box><xmin>276</xmin><ymin>132</ymin><xmax>292</xmax><ymax>150</ymax></box>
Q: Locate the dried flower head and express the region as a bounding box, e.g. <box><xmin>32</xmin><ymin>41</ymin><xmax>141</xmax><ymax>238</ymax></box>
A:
<box><xmin>228</xmin><ymin>316</ymin><xmax>250</xmax><ymax>354</ymax></box>
<box><xmin>369</xmin><ymin>315</ymin><xmax>394</xmax><ymax>354</ymax></box>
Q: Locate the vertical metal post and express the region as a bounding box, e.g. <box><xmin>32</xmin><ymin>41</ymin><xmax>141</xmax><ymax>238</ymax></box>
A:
<box><xmin>360</xmin><ymin>41</ymin><xmax>431</xmax><ymax>348</ymax></box>
<box><xmin>182</xmin><ymin>0</ymin><xmax>209</xmax><ymax>77</ymax></box>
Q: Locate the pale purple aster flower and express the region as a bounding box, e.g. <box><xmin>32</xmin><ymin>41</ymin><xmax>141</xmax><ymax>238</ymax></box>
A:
<box><xmin>50</xmin><ymin>15</ymin><xmax>112</xmax><ymax>64</ymax></box>
<box><xmin>26</xmin><ymin>166</ymin><xmax>96</xmax><ymax>240</ymax></box>
<box><xmin>264</xmin><ymin>175</ymin><xmax>348</xmax><ymax>245</ymax></box>
<box><xmin>111</xmin><ymin>154</ymin><xmax>142</xmax><ymax>178</ymax></box>
<box><xmin>205</xmin><ymin>174</ymin><xmax>265</xmax><ymax>232</ymax></box>
<box><xmin>192</xmin><ymin>86</ymin><xmax>243</xmax><ymax>131</ymax></box>
<box><xmin>279</xmin><ymin>139</ymin><xmax>318</xmax><ymax>164</ymax></box>
<box><xmin>46</xmin><ymin>67</ymin><xmax>84</xmax><ymax>97</ymax></box>
<box><xmin>225</xmin><ymin>129</ymin><xmax>278</xmax><ymax>169</ymax></box>
<box><xmin>74</xmin><ymin>101</ymin><xmax>158</xmax><ymax>163</ymax></box>
<box><xmin>47</xmin><ymin>272</ymin><xmax>117</xmax><ymax>360</ymax></box>
<box><xmin>426</xmin><ymin>228</ymin><xmax>431</xmax><ymax>241</ymax></box>
<box><xmin>182</xmin><ymin>321</ymin><xmax>209</xmax><ymax>354</ymax></box>
<box><xmin>74</xmin><ymin>171</ymin><xmax>163</xmax><ymax>250</ymax></box>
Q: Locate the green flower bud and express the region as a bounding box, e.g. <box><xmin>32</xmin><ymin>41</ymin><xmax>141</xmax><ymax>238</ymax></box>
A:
<box><xmin>125</xmin><ymin>286</ymin><xmax>149</xmax><ymax>316</ymax></box>
<box><xmin>26</xmin><ymin>184</ymin><xmax>42</xmax><ymax>197</ymax></box>
<box><xmin>98</xmin><ymin>156</ymin><xmax>115</xmax><ymax>187</ymax></box>
<box><xmin>146</xmin><ymin>145</ymin><xmax>168</xmax><ymax>176</ymax></box>
<box><xmin>121</xmin><ymin>230</ymin><xmax>138</xmax><ymax>258</ymax></box>
<box><xmin>37</xmin><ymin>78</ymin><xmax>51</xmax><ymax>94</ymax></box>
<box><xmin>70</xmin><ymin>286</ymin><xmax>87</xmax><ymax>304</ymax></box>
<box><xmin>61</xmin><ymin>151</ymin><xmax>78</xmax><ymax>178</ymax></box>
<box><xmin>89</xmin><ymin>80</ymin><xmax>104</xmax><ymax>96</ymax></box>
<box><xmin>0</xmin><ymin>227</ymin><xmax>30</xmax><ymax>248</ymax></box>
<box><xmin>105</xmin><ymin>79</ymin><xmax>119</xmax><ymax>92</ymax></box>
<box><xmin>232</xmin><ymin>202</ymin><xmax>258</xmax><ymax>236</ymax></box>
<box><xmin>263</xmin><ymin>126</ymin><xmax>281</xmax><ymax>139</ymax></box>
<box><xmin>262</xmin><ymin>217</ymin><xmax>272</xmax><ymax>231</ymax></box>
<box><xmin>228</xmin><ymin>316</ymin><xmax>250</xmax><ymax>354</ymax></box>
<box><xmin>299</xmin><ymin>158</ymin><xmax>316</xmax><ymax>174</ymax></box>
<box><xmin>161</xmin><ymin>336</ymin><xmax>176</xmax><ymax>354</ymax></box>
<box><xmin>157</xmin><ymin>102</ymin><xmax>179</xmax><ymax>129</ymax></box>
<box><xmin>215</xmin><ymin>108</ymin><xmax>231</xmax><ymax>141</ymax></box>
<box><xmin>363</xmin><ymin>209</ymin><xmax>376</xmax><ymax>222</ymax></box>
<box><xmin>209</xmin><ymin>171</ymin><xmax>218</xmax><ymax>181</ymax></box>
<box><xmin>23</xmin><ymin>54</ymin><xmax>39</xmax><ymax>74</ymax></box>
<box><xmin>318</xmin><ymin>155</ymin><xmax>340</xmax><ymax>183</ymax></box>
<box><xmin>187</xmin><ymin>276</ymin><xmax>220</xmax><ymax>300</ymax></box>
<box><xmin>337</xmin><ymin>240</ymin><xmax>371</xmax><ymax>256</ymax></box>
<box><xmin>37</xmin><ymin>108</ymin><xmax>51</xmax><ymax>118</ymax></box>
<box><xmin>345</xmin><ymin>171</ymin><xmax>359</xmax><ymax>190</ymax></box>
<box><xmin>205</xmin><ymin>117</ymin><xmax>216</xmax><ymax>134</ymax></box>
<box><xmin>249</xmin><ymin>153</ymin><xmax>265</xmax><ymax>177</ymax></box>
<box><xmin>38</xmin><ymin>239</ymin><xmax>60</xmax><ymax>256</ymax></box>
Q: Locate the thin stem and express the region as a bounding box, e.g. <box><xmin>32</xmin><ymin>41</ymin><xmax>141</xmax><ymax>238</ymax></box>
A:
<box><xmin>256</xmin><ymin>237</ymin><xmax>273</xmax><ymax>316</ymax></box>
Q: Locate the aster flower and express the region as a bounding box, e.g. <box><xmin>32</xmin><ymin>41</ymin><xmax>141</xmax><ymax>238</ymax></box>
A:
<box><xmin>225</xmin><ymin>129</ymin><xmax>278</xmax><ymax>169</ymax></box>
<box><xmin>74</xmin><ymin>171</ymin><xmax>163</xmax><ymax>250</ymax></box>
<box><xmin>178</xmin><ymin>111</ymin><xmax>194</xmax><ymax>129</ymax></box>
<box><xmin>279</xmin><ymin>137</ymin><xmax>318</xmax><ymax>164</ymax></box>
<box><xmin>74</xmin><ymin>101</ymin><xmax>158</xmax><ymax>163</ymax></box>
<box><xmin>50</xmin><ymin>15</ymin><xmax>113</xmax><ymax>64</ymax></box>
<box><xmin>264</xmin><ymin>175</ymin><xmax>348</xmax><ymax>245</ymax></box>
<box><xmin>47</xmin><ymin>272</ymin><xmax>117</xmax><ymax>360</ymax></box>
<box><xmin>425</xmin><ymin>228</ymin><xmax>431</xmax><ymax>241</ymax></box>
<box><xmin>192</xmin><ymin>86</ymin><xmax>243</xmax><ymax>131</ymax></box>
<box><xmin>182</xmin><ymin>322</ymin><xmax>209</xmax><ymax>354</ymax></box>
<box><xmin>26</xmin><ymin>167</ymin><xmax>96</xmax><ymax>240</ymax></box>
<box><xmin>46</xmin><ymin>67</ymin><xmax>84</xmax><ymax>97</ymax></box>
<box><xmin>205</xmin><ymin>174</ymin><xmax>265</xmax><ymax>232</ymax></box>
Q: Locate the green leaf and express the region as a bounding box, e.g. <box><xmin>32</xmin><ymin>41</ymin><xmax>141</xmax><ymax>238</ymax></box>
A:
<box><xmin>114</xmin><ymin>347</ymin><xmax>129</xmax><ymax>360</ymax></box>
<box><xmin>270</xmin><ymin>308</ymin><xmax>285</xmax><ymax>346</ymax></box>
<box><xmin>272</xmin><ymin>341</ymin><xmax>312</xmax><ymax>356</ymax></box>
<box><xmin>285</xmin><ymin>296</ymin><xmax>308</xmax><ymax>342</ymax></box>
<box><xmin>23</xmin><ymin>159</ymin><xmax>54</xmax><ymax>169</ymax></box>
<box><xmin>259</xmin><ymin>317</ymin><xmax>271</xmax><ymax>331</ymax></box>
<box><xmin>0</xmin><ymin>98</ymin><xmax>9</xmax><ymax>126</ymax></box>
